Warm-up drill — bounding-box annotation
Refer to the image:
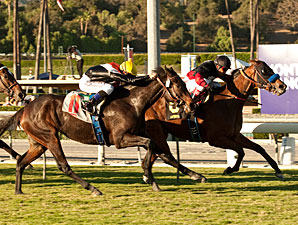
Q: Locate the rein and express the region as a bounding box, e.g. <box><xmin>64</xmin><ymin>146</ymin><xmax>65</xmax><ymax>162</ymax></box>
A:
<box><xmin>156</xmin><ymin>76</ymin><xmax>180</xmax><ymax>102</ymax></box>
<box><xmin>0</xmin><ymin>66</ymin><xmax>19</xmax><ymax>96</ymax></box>
<box><xmin>216</xmin><ymin>93</ymin><xmax>262</xmax><ymax>105</ymax></box>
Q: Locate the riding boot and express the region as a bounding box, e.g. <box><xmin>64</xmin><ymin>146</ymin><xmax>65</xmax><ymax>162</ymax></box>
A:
<box><xmin>84</xmin><ymin>90</ymin><xmax>108</xmax><ymax>115</ymax></box>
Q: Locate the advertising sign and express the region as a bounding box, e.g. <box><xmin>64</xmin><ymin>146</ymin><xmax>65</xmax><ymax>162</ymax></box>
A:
<box><xmin>258</xmin><ymin>44</ymin><xmax>298</xmax><ymax>114</ymax></box>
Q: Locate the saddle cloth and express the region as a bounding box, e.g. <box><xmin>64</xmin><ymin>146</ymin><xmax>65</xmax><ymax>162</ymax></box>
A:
<box><xmin>165</xmin><ymin>102</ymin><xmax>187</xmax><ymax>120</ymax></box>
<box><xmin>62</xmin><ymin>91</ymin><xmax>105</xmax><ymax>145</ymax></box>
<box><xmin>62</xmin><ymin>91</ymin><xmax>92</xmax><ymax>123</ymax></box>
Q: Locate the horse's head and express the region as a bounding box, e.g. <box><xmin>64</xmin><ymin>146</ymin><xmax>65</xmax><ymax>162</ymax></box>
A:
<box><xmin>155</xmin><ymin>66</ymin><xmax>194</xmax><ymax>113</ymax></box>
<box><xmin>0</xmin><ymin>64</ymin><xmax>25</xmax><ymax>105</ymax></box>
<box><xmin>247</xmin><ymin>60</ymin><xmax>287</xmax><ymax>96</ymax></box>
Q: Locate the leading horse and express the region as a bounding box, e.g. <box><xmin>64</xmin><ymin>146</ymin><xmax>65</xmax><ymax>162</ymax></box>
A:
<box><xmin>0</xmin><ymin>63</ymin><xmax>25</xmax><ymax>160</ymax></box>
<box><xmin>0</xmin><ymin>66</ymin><xmax>194</xmax><ymax>195</ymax></box>
<box><xmin>143</xmin><ymin>60</ymin><xmax>287</xmax><ymax>191</ymax></box>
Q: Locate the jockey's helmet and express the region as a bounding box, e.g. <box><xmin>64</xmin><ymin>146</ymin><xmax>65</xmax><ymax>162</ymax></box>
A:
<box><xmin>67</xmin><ymin>45</ymin><xmax>77</xmax><ymax>53</ymax></box>
<box><xmin>120</xmin><ymin>58</ymin><xmax>137</xmax><ymax>76</ymax></box>
<box><xmin>214</xmin><ymin>55</ymin><xmax>231</xmax><ymax>72</ymax></box>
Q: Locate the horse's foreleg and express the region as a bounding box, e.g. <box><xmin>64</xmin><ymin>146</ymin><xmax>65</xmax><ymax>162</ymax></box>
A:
<box><xmin>114</xmin><ymin>133</ymin><xmax>151</xmax><ymax>149</ymax></box>
<box><xmin>157</xmin><ymin>150</ymin><xmax>207</xmax><ymax>183</ymax></box>
<box><xmin>142</xmin><ymin>147</ymin><xmax>161</xmax><ymax>192</ymax></box>
<box><xmin>234</xmin><ymin>134</ymin><xmax>283</xmax><ymax>179</ymax></box>
<box><xmin>115</xmin><ymin>133</ymin><xmax>162</xmax><ymax>191</ymax></box>
<box><xmin>209</xmin><ymin>136</ymin><xmax>245</xmax><ymax>175</ymax></box>
<box><xmin>145</xmin><ymin>120</ymin><xmax>207</xmax><ymax>183</ymax></box>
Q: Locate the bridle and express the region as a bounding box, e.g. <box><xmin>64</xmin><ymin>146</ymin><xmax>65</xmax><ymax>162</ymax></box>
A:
<box><xmin>156</xmin><ymin>76</ymin><xmax>183</xmax><ymax>104</ymax></box>
<box><xmin>239</xmin><ymin>65</ymin><xmax>280</xmax><ymax>91</ymax></box>
<box><xmin>0</xmin><ymin>66</ymin><xmax>19</xmax><ymax>97</ymax></box>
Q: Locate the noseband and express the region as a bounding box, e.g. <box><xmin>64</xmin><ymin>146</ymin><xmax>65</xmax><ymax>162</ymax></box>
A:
<box><xmin>239</xmin><ymin>65</ymin><xmax>280</xmax><ymax>90</ymax></box>
<box><xmin>0</xmin><ymin>66</ymin><xmax>19</xmax><ymax>97</ymax></box>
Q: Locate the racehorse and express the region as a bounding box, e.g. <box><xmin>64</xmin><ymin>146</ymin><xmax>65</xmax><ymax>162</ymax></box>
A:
<box><xmin>143</xmin><ymin>60</ymin><xmax>287</xmax><ymax>191</ymax></box>
<box><xmin>0</xmin><ymin>63</ymin><xmax>25</xmax><ymax>160</ymax></box>
<box><xmin>0</xmin><ymin>66</ymin><xmax>194</xmax><ymax>195</ymax></box>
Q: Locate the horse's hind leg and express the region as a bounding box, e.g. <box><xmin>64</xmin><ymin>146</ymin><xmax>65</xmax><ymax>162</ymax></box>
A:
<box><xmin>234</xmin><ymin>133</ymin><xmax>283</xmax><ymax>179</ymax></box>
<box><xmin>15</xmin><ymin>137</ymin><xmax>47</xmax><ymax>194</ymax></box>
<box><xmin>43</xmin><ymin>134</ymin><xmax>102</xmax><ymax>196</ymax></box>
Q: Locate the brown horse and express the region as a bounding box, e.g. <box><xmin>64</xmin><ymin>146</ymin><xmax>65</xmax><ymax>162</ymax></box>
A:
<box><xmin>0</xmin><ymin>63</ymin><xmax>25</xmax><ymax>160</ymax></box>
<box><xmin>0</xmin><ymin>66</ymin><xmax>194</xmax><ymax>195</ymax></box>
<box><xmin>143</xmin><ymin>60</ymin><xmax>287</xmax><ymax>191</ymax></box>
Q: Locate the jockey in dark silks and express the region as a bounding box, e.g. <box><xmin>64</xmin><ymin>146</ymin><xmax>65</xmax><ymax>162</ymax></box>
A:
<box><xmin>183</xmin><ymin>55</ymin><xmax>231</xmax><ymax>104</ymax></box>
<box><xmin>79</xmin><ymin>59</ymin><xmax>150</xmax><ymax>114</ymax></box>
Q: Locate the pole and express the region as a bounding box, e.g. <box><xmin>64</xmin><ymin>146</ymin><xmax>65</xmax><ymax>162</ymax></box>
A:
<box><xmin>98</xmin><ymin>145</ymin><xmax>105</xmax><ymax>165</ymax></box>
<box><xmin>225</xmin><ymin>0</ymin><xmax>237</xmax><ymax>68</ymax></box>
<box><xmin>176</xmin><ymin>138</ymin><xmax>180</xmax><ymax>183</ymax></box>
<box><xmin>13</xmin><ymin>0</ymin><xmax>21</xmax><ymax>79</ymax></box>
<box><xmin>193</xmin><ymin>14</ymin><xmax>196</xmax><ymax>53</ymax></box>
<box><xmin>137</xmin><ymin>146</ymin><xmax>142</xmax><ymax>163</ymax></box>
<box><xmin>45</xmin><ymin>1</ymin><xmax>53</xmax><ymax>94</ymax></box>
<box><xmin>34</xmin><ymin>0</ymin><xmax>46</xmax><ymax>93</ymax></box>
<box><xmin>147</xmin><ymin>0</ymin><xmax>161</xmax><ymax>74</ymax></box>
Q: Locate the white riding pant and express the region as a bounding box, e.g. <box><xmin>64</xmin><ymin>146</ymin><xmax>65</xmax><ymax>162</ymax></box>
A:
<box><xmin>79</xmin><ymin>74</ymin><xmax>114</xmax><ymax>94</ymax></box>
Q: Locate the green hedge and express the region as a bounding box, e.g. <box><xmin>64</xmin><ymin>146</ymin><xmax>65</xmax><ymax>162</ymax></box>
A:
<box><xmin>0</xmin><ymin>52</ymin><xmax>251</xmax><ymax>67</ymax></box>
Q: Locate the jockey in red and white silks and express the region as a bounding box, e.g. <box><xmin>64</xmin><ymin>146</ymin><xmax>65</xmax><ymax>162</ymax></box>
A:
<box><xmin>183</xmin><ymin>55</ymin><xmax>231</xmax><ymax>102</ymax></box>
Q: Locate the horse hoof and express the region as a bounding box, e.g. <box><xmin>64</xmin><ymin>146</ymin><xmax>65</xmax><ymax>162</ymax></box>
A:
<box><xmin>15</xmin><ymin>191</ymin><xmax>24</xmax><ymax>195</ymax></box>
<box><xmin>223</xmin><ymin>167</ymin><xmax>233</xmax><ymax>175</ymax></box>
<box><xmin>190</xmin><ymin>174</ymin><xmax>207</xmax><ymax>183</ymax></box>
<box><xmin>199</xmin><ymin>176</ymin><xmax>208</xmax><ymax>183</ymax></box>
<box><xmin>152</xmin><ymin>182</ymin><xmax>161</xmax><ymax>192</ymax></box>
<box><xmin>275</xmin><ymin>173</ymin><xmax>284</xmax><ymax>180</ymax></box>
<box><xmin>91</xmin><ymin>189</ymin><xmax>103</xmax><ymax>196</ymax></box>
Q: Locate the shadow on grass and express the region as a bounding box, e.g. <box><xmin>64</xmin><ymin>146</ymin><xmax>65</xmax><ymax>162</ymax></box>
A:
<box><xmin>2</xmin><ymin>165</ymin><xmax>298</xmax><ymax>193</ymax></box>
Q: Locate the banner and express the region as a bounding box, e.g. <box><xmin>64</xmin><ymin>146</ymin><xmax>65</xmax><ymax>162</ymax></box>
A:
<box><xmin>258</xmin><ymin>44</ymin><xmax>298</xmax><ymax>114</ymax></box>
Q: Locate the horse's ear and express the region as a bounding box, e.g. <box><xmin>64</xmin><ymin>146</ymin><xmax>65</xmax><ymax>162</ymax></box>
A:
<box><xmin>164</xmin><ymin>65</ymin><xmax>168</xmax><ymax>72</ymax></box>
<box><xmin>250</xmin><ymin>60</ymin><xmax>257</xmax><ymax>65</ymax></box>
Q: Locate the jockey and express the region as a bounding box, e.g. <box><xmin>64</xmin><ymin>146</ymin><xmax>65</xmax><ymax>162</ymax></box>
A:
<box><xmin>67</xmin><ymin>45</ymin><xmax>84</xmax><ymax>78</ymax></box>
<box><xmin>183</xmin><ymin>55</ymin><xmax>231</xmax><ymax>103</ymax></box>
<box><xmin>79</xmin><ymin>59</ymin><xmax>150</xmax><ymax>114</ymax></box>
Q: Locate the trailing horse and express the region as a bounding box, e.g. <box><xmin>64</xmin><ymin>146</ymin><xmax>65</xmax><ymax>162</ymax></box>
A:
<box><xmin>0</xmin><ymin>64</ymin><xmax>25</xmax><ymax>160</ymax></box>
<box><xmin>0</xmin><ymin>66</ymin><xmax>194</xmax><ymax>195</ymax></box>
<box><xmin>144</xmin><ymin>60</ymin><xmax>287</xmax><ymax>191</ymax></box>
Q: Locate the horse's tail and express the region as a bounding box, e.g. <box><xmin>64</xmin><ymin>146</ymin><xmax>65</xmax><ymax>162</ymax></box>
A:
<box><xmin>0</xmin><ymin>107</ymin><xmax>24</xmax><ymax>136</ymax></box>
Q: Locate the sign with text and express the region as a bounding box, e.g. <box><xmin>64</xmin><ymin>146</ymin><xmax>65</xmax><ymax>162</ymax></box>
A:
<box><xmin>258</xmin><ymin>44</ymin><xmax>298</xmax><ymax>114</ymax></box>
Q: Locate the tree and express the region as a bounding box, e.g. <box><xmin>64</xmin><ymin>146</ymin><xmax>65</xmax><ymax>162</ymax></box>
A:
<box><xmin>207</xmin><ymin>26</ymin><xmax>232</xmax><ymax>52</ymax></box>
<box><xmin>166</xmin><ymin>27</ymin><xmax>192</xmax><ymax>52</ymax></box>
<box><xmin>276</xmin><ymin>0</ymin><xmax>298</xmax><ymax>31</ymax></box>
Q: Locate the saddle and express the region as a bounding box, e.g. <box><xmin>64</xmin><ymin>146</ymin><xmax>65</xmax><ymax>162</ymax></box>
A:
<box><xmin>62</xmin><ymin>91</ymin><xmax>106</xmax><ymax>145</ymax></box>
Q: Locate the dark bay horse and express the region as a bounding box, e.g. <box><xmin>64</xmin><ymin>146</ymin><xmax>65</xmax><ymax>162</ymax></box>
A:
<box><xmin>0</xmin><ymin>66</ymin><xmax>194</xmax><ymax>195</ymax></box>
<box><xmin>144</xmin><ymin>60</ymin><xmax>287</xmax><ymax>191</ymax></box>
<box><xmin>0</xmin><ymin>63</ymin><xmax>25</xmax><ymax>160</ymax></box>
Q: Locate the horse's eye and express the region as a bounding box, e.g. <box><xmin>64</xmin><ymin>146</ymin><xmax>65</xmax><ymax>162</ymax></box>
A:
<box><xmin>261</xmin><ymin>69</ymin><xmax>265</xmax><ymax>74</ymax></box>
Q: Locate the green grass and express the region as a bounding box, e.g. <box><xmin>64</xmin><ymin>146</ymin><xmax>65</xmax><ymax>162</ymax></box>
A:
<box><xmin>1</xmin><ymin>165</ymin><xmax>298</xmax><ymax>224</ymax></box>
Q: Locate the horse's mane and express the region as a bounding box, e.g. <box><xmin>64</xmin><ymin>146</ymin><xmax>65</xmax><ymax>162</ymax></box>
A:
<box><xmin>231</xmin><ymin>66</ymin><xmax>250</xmax><ymax>79</ymax></box>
